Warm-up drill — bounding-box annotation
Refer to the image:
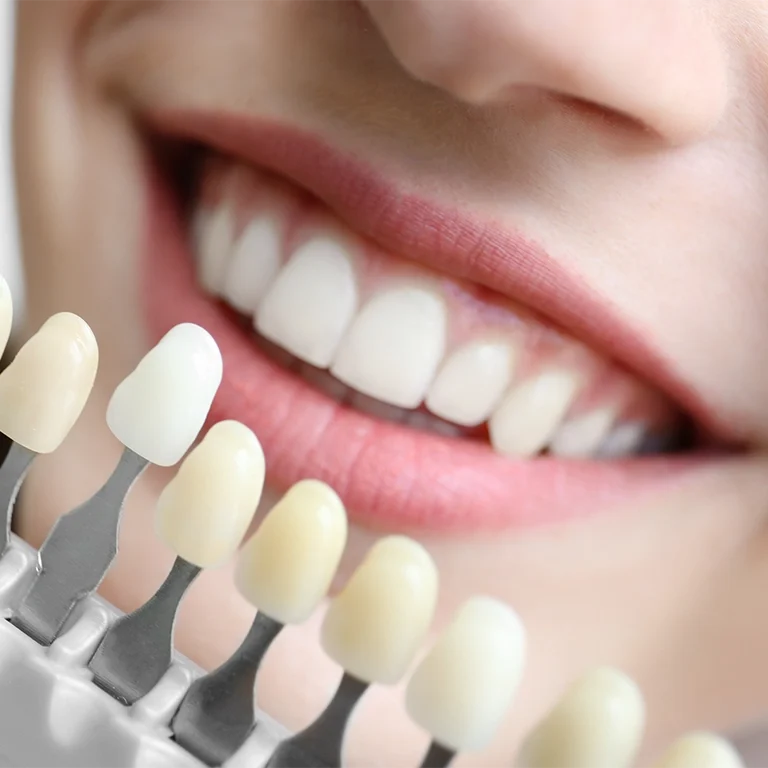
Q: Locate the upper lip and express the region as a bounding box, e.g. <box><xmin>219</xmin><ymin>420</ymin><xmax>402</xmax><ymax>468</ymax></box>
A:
<box><xmin>148</xmin><ymin>109</ymin><xmax>730</xmax><ymax>442</ymax></box>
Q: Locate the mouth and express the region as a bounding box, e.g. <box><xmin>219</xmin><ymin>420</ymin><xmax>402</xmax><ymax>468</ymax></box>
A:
<box><xmin>140</xmin><ymin>110</ymin><xmax>731</xmax><ymax>532</ymax></box>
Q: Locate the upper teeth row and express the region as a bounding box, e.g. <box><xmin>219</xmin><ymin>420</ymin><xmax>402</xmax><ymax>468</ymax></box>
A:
<box><xmin>194</xmin><ymin>202</ymin><xmax>649</xmax><ymax>459</ymax></box>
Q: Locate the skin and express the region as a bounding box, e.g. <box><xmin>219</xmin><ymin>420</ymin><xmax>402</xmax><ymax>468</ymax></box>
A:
<box><xmin>11</xmin><ymin>1</ymin><xmax>768</xmax><ymax>764</ymax></box>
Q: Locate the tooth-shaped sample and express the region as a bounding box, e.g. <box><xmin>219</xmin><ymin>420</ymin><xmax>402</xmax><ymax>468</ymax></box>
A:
<box><xmin>426</xmin><ymin>341</ymin><xmax>514</xmax><ymax>427</ymax></box>
<box><xmin>0</xmin><ymin>275</ymin><xmax>13</xmax><ymax>359</ymax></box>
<box><xmin>196</xmin><ymin>205</ymin><xmax>234</xmax><ymax>294</ymax></box>
<box><xmin>517</xmin><ymin>667</ymin><xmax>644</xmax><ymax>768</ymax></box>
<box><xmin>235</xmin><ymin>479</ymin><xmax>347</xmax><ymax>624</ymax></box>
<box><xmin>156</xmin><ymin>420</ymin><xmax>265</xmax><ymax>568</ymax></box>
<box><xmin>321</xmin><ymin>535</ymin><xmax>438</xmax><ymax>684</ymax></box>
<box><xmin>406</xmin><ymin>596</ymin><xmax>527</xmax><ymax>752</ymax></box>
<box><xmin>0</xmin><ymin>313</ymin><xmax>98</xmax><ymax>453</ymax></box>
<box><xmin>489</xmin><ymin>370</ymin><xmax>579</xmax><ymax>458</ymax></box>
<box><xmin>106</xmin><ymin>323</ymin><xmax>223</xmax><ymax>466</ymax></box>
<box><xmin>256</xmin><ymin>234</ymin><xmax>357</xmax><ymax>367</ymax></box>
<box><xmin>222</xmin><ymin>215</ymin><xmax>282</xmax><ymax>314</ymax></box>
<box><xmin>331</xmin><ymin>287</ymin><xmax>447</xmax><ymax>409</ymax></box>
<box><xmin>596</xmin><ymin>422</ymin><xmax>646</xmax><ymax>458</ymax></box>
<box><xmin>654</xmin><ymin>733</ymin><xmax>743</xmax><ymax>768</ymax></box>
<box><xmin>549</xmin><ymin>407</ymin><xmax>615</xmax><ymax>458</ymax></box>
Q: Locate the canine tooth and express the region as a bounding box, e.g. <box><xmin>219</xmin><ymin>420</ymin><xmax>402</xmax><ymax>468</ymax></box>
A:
<box><xmin>489</xmin><ymin>370</ymin><xmax>579</xmax><ymax>458</ymax></box>
<box><xmin>331</xmin><ymin>287</ymin><xmax>447</xmax><ymax>409</ymax></box>
<box><xmin>322</xmin><ymin>536</ymin><xmax>438</xmax><ymax>684</ymax></box>
<box><xmin>517</xmin><ymin>667</ymin><xmax>644</xmax><ymax>768</ymax></box>
<box><xmin>106</xmin><ymin>323</ymin><xmax>223</xmax><ymax>466</ymax></box>
<box><xmin>549</xmin><ymin>407</ymin><xmax>615</xmax><ymax>458</ymax></box>
<box><xmin>236</xmin><ymin>479</ymin><xmax>347</xmax><ymax>624</ymax></box>
<box><xmin>156</xmin><ymin>421</ymin><xmax>265</xmax><ymax>568</ymax></box>
<box><xmin>406</xmin><ymin>596</ymin><xmax>526</xmax><ymax>752</ymax></box>
<box><xmin>596</xmin><ymin>422</ymin><xmax>646</xmax><ymax>458</ymax></box>
<box><xmin>0</xmin><ymin>275</ymin><xmax>12</xmax><ymax>358</ymax></box>
<box><xmin>426</xmin><ymin>341</ymin><xmax>514</xmax><ymax>427</ymax></box>
<box><xmin>653</xmin><ymin>733</ymin><xmax>743</xmax><ymax>768</ymax></box>
<box><xmin>222</xmin><ymin>216</ymin><xmax>282</xmax><ymax>314</ymax></box>
<box><xmin>196</xmin><ymin>205</ymin><xmax>234</xmax><ymax>295</ymax></box>
<box><xmin>256</xmin><ymin>234</ymin><xmax>357</xmax><ymax>367</ymax></box>
<box><xmin>0</xmin><ymin>313</ymin><xmax>98</xmax><ymax>453</ymax></box>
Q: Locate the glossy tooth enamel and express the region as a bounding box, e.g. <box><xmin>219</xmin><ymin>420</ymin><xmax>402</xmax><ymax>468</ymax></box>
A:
<box><xmin>596</xmin><ymin>422</ymin><xmax>646</xmax><ymax>458</ymax></box>
<box><xmin>653</xmin><ymin>734</ymin><xmax>743</xmax><ymax>768</ymax></box>
<box><xmin>321</xmin><ymin>535</ymin><xmax>439</xmax><ymax>684</ymax></box>
<box><xmin>0</xmin><ymin>275</ymin><xmax>13</xmax><ymax>359</ymax></box>
<box><xmin>517</xmin><ymin>667</ymin><xmax>645</xmax><ymax>768</ymax></box>
<box><xmin>197</xmin><ymin>205</ymin><xmax>234</xmax><ymax>294</ymax></box>
<box><xmin>405</xmin><ymin>596</ymin><xmax>527</xmax><ymax>752</ymax></box>
<box><xmin>256</xmin><ymin>233</ymin><xmax>358</xmax><ymax>367</ymax></box>
<box><xmin>331</xmin><ymin>286</ymin><xmax>447</xmax><ymax>409</ymax></box>
<box><xmin>235</xmin><ymin>479</ymin><xmax>348</xmax><ymax>624</ymax></box>
<box><xmin>489</xmin><ymin>369</ymin><xmax>580</xmax><ymax>458</ymax></box>
<box><xmin>155</xmin><ymin>420</ymin><xmax>265</xmax><ymax>568</ymax></box>
<box><xmin>426</xmin><ymin>341</ymin><xmax>515</xmax><ymax>427</ymax></box>
<box><xmin>106</xmin><ymin>323</ymin><xmax>223</xmax><ymax>466</ymax></box>
<box><xmin>549</xmin><ymin>407</ymin><xmax>616</xmax><ymax>458</ymax></box>
<box><xmin>0</xmin><ymin>313</ymin><xmax>98</xmax><ymax>453</ymax></box>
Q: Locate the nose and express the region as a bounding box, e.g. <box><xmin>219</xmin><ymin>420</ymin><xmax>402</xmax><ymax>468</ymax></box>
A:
<box><xmin>360</xmin><ymin>0</ymin><xmax>728</xmax><ymax>143</ymax></box>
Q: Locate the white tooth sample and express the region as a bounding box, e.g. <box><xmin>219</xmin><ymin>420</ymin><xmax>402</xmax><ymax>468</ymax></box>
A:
<box><xmin>0</xmin><ymin>313</ymin><xmax>98</xmax><ymax>453</ymax></box>
<box><xmin>236</xmin><ymin>479</ymin><xmax>347</xmax><ymax>624</ymax></box>
<box><xmin>106</xmin><ymin>323</ymin><xmax>223</xmax><ymax>466</ymax></box>
<box><xmin>489</xmin><ymin>370</ymin><xmax>580</xmax><ymax>458</ymax></box>
<box><xmin>0</xmin><ymin>275</ymin><xmax>13</xmax><ymax>358</ymax></box>
<box><xmin>155</xmin><ymin>421</ymin><xmax>265</xmax><ymax>568</ymax></box>
<box><xmin>517</xmin><ymin>667</ymin><xmax>645</xmax><ymax>768</ymax></box>
<box><xmin>549</xmin><ymin>407</ymin><xmax>616</xmax><ymax>458</ymax></box>
<box><xmin>426</xmin><ymin>341</ymin><xmax>514</xmax><ymax>427</ymax></box>
<box><xmin>331</xmin><ymin>287</ymin><xmax>447</xmax><ymax>409</ymax></box>
<box><xmin>256</xmin><ymin>234</ymin><xmax>358</xmax><ymax>367</ymax></box>
<box><xmin>653</xmin><ymin>733</ymin><xmax>743</xmax><ymax>768</ymax></box>
<box><xmin>596</xmin><ymin>422</ymin><xmax>646</xmax><ymax>458</ymax></box>
<box><xmin>321</xmin><ymin>535</ymin><xmax>438</xmax><ymax>684</ymax></box>
<box><xmin>406</xmin><ymin>596</ymin><xmax>527</xmax><ymax>752</ymax></box>
<box><xmin>196</xmin><ymin>205</ymin><xmax>234</xmax><ymax>295</ymax></box>
<box><xmin>222</xmin><ymin>215</ymin><xmax>282</xmax><ymax>314</ymax></box>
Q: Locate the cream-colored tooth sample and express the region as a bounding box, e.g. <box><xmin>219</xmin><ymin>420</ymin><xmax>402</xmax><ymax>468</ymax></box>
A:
<box><xmin>406</xmin><ymin>596</ymin><xmax>527</xmax><ymax>752</ymax></box>
<box><xmin>321</xmin><ymin>535</ymin><xmax>439</xmax><ymax>685</ymax></box>
<box><xmin>517</xmin><ymin>667</ymin><xmax>644</xmax><ymax>768</ymax></box>
<box><xmin>256</xmin><ymin>233</ymin><xmax>358</xmax><ymax>367</ymax></box>
<box><xmin>196</xmin><ymin>205</ymin><xmax>234</xmax><ymax>295</ymax></box>
<box><xmin>106</xmin><ymin>323</ymin><xmax>223</xmax><ymax>466</ymax></box>
<box><xmin>426</xmin><ymin>341</ymin><xmax>514</xmax><ymax>427</ymax></box>
<box><xmin>155</xmin><ymin>421</ymin><xmax>265</xmax><ymax>568</ymax></box>
<box><xmin>489</xmin><ymin>370</ymin><xmax>580</xmax><ymax>458</ymax></box>
<box><xmin>596</xmin><ymin>422</ymin><xmax>646</xmax><ymax>458</ymax></box>
<box><xmin>549</xmin><ymin>407</ymin><xmax>616</xmax><ymax>458</ymax></box>
<box><xmin>0</xmin><ymin>313</ymin><xmax>98</xmax><ymax>453</ymax></box>
<box><xmin>235</xmin><ymin>479</ymin><xmax>347</xmax><ymax>624</ymax></box>
<box><xmin>0</xmin><ymin>275</ymin><xmax>13</xmax><ymax>359</ymax></box>
<box><xmin>222</xmin><ymin>215</ymin><xmax>282</xmax><ymax>314</ymax></box>
<box><xmin>331</xmin><ymin>286</ymin><xmax>447</xmax><ymax>409</ymax></box>
<box><xmin>653</xmin><ymin>733</ymin><xmax>743</xmax><ymax>768</ymax></box>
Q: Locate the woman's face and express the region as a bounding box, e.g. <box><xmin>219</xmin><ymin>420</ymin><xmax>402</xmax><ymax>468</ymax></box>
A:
<box><xmin>12</xmin><ymin>1</ymin><xmax>768</xmax><ymax>764</ymax></box>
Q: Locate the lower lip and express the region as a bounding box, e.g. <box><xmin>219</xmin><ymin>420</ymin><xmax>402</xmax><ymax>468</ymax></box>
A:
<box><xmin>143</xmin><ymin>160</ymin><xmax>710</xmax><ymax>533</ymax></box>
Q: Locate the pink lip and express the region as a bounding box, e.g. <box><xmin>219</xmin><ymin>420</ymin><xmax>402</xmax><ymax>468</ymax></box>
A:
<box><xmin>143</xmin><ymin>111</ymin><xmax>720</xmax><ymax>532</ymax></box>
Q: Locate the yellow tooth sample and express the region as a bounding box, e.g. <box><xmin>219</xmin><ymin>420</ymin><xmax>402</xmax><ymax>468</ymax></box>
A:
<box><xmin>406</xmin><ymin>596</ymin><xmax>527</xmax><ymax>752</ymax></box>
<box><xmin>517</xmin><ymin>667</ymin><xmax>644</xmax><ymax>768</ymax></box>
<box><xmin>235</xmin><ymin>479</ymin><xmax>347</xmax><ymax>624</ymax></box>
<box><xmin>0</xmin><ymin>313</ymin><xmax>98</xmax><ymax>453</ymax></box>
<box><xmin>0</xmin><ymin>275</ymin><xmax>13</xmax><ymax>359</ymax></box>
<box><xmin>321</xmin><ymin>536</ymin><xmax>438</xmax><ymax>685</ymax></box>
<box><xmin>155</xmin><ymin>420</ymin><xmax>265</xmax><ymax>568</ymax></box>
<box><xmin>654</xmin><ymin>733</ymin><xmax>743</xmax><ymax>768</ymax></box>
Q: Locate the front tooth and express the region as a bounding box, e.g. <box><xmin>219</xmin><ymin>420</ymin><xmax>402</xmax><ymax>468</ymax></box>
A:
<box><xmin>549</xmin><ymin>407</ymin><xmax>615</xmax><ymax>458</ymax></box>
<box><xmin>321</xmin><ymin>536</ymin><xmax>438</xmax><ymax>684</ymax></box>
<box><xmin>0</xmin><ymin>313</ymin><xmax>98</xmax><ymax>453</ymax></box>
<box><xmin>235</xmin><ymin>479</ymin><xmax>347</xmax><ymax>624</ymax></box>
<box><xmin>488</xmin><ymin>370</ymin><xmax>580</xmax><ymax>458</ymax></box>
<box><xmin>331</xmin><ymin>287</ymin><xmax>447</xmax><ymax>409</ymax></box>
<box><xmin>222</xmin><ymin>215</ymin><xmax>282</xmax><ymax>314</ymax></box>
<box><xmin>653</xmin><ymin>734</ymin><xmax>743</xmax><ymax>768</ymax></box>
<box><xmin>596</xmin><ymin>422</ymin><xmax>646</xmax><ymax>458</ymax></box>
<box><xmin>196</xmin><ymin>205</ymin><xmax>234</xmax><ymax>295</ymax></box>
<box><xmin>406</xmin><ymin>596</ymin><xmax>527</xmax><ymax>752</ymax></box>
<box><xmin>256</xmin><ymin>234</ymin><xmax>358</xmax><ymax>368</ymax></box>
<box><xmin>517</xmin><ymin>667</ymin><xmax>644</xmax><ymax>768</ymax></box>
<box><xmin>426</xmin><ymin>341</ymin><xmax>514</xmax><ymax>427</ymax></box>
<box><xmin>106</xmin><ymin>323</ymin><xmax>223</xmax><ymax>466</ymax></box>
<box><xmin>155</xmin><ymin>421</ymin><xmax>265</xmax><ymax>568</ymax></box>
